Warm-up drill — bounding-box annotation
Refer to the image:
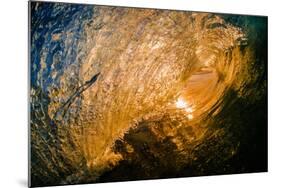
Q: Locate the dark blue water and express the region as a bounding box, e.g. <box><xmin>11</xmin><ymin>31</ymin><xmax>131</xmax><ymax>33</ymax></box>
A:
<box><xmin>31</xmin><ymin>2</ymin><xmax>93</xmax><ymax>92</ymax></box>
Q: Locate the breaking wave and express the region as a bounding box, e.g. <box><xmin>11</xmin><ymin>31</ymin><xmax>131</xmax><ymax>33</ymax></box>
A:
<box><xmin>30</xmin><ymin>2</ymin><xmax>267</xmax><ymax>186</ymax></box>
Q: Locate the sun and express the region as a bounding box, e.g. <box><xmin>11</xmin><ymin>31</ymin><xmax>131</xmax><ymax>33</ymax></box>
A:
<box><xmin>175</xmin><ymin>98</ymin><xmax>188</xmax><ymax>109</ymax></box>
<box><xmin>175</xmin><ymin>98</ymin><xmax>194</xmax><ymax>120</ymax></box>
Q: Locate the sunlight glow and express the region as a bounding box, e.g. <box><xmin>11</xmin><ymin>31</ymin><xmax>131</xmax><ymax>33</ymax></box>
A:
<box><xmin>175</xmin><ymin>98</ymin><xmax>188</xmax><ymax>109</ymax></box>
<box><xmin>175</xmin><ymin>98</ymin><xmax>194</xmax><ymax>120</ymax></box>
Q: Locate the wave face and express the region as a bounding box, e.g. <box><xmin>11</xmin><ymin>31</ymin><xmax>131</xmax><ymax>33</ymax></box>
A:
<box><xmin>30</xmin><ymin>2</ymin><xmax>268</xmax><ymax>186</ymax></box>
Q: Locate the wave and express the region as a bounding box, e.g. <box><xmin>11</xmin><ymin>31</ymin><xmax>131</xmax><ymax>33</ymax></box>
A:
<box><xmin>30</xmin><ymin>2</ymin><xmax>267</xmax><ymax>186</ymax></box>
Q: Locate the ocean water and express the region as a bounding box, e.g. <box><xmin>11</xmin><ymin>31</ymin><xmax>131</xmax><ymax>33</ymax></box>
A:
<box><xmin>30</xmin><ymin>1</ymin><xmax>267</xmax><ymax>186</ymax></box>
